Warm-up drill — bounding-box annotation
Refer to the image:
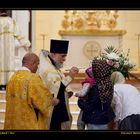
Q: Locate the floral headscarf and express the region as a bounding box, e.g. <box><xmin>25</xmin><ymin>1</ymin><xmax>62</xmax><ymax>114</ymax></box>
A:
<box><xmin>92</xmin><ymin>59</ymin><xmax>113</xmax><ymax>104</ymax></box>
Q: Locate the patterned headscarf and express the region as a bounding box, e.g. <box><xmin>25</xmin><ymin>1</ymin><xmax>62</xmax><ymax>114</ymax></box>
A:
<box><xmin>92</xmin><ymin>59</ymin><xmax>113</xmax><ymax>104</ymax></box>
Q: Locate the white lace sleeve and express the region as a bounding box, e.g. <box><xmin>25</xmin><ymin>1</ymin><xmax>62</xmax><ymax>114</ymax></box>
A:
<box><xmin>75</xmin><ymin>83</ymin><xmax>90</xmax><ymax>97</ymax></box>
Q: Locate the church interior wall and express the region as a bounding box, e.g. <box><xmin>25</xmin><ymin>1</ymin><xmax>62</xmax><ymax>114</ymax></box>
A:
<box><xmin>122</xmin><ymin>11</ymin><xmax>140</xmax><ymax>68</ymax></box>
<box><xmin>33</xmin><ymin>10</ymin><xmax>64</xmax><ymax>55</ymax></box>
<box><xmin>13</xmin><ymin>10</ymin><xmax>140</xmax><ymax>70</ymax></box>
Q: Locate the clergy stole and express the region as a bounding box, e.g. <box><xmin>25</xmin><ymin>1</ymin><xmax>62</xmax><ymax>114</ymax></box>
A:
<box><xmin>50</xmin><ymin>83</ymin><xmax>69</xmax><ymax>130</ymax></box>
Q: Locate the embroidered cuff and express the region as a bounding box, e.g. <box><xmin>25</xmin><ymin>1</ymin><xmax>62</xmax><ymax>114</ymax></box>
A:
<box><xmin>62</xmin><ymin>75</ymin><xmax>72</xmax><ymax>86</ymax></box>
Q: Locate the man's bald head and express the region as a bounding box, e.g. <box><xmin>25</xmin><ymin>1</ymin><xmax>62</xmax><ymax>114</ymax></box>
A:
<box><xmin>22</xmin><ymin>53</ymin><xmax>39</xmax><ymax>64</ymax></box>
<box><xmin>22</xmin><ymin>53</ymin><xmax>40</xmax><ymax>73</ymax></box>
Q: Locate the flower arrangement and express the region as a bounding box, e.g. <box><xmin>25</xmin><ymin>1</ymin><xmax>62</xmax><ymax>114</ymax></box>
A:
<box><xmin>94</xmin><ymin>46</ymin><xmax>136</xmax><ymax>78</ymax></box>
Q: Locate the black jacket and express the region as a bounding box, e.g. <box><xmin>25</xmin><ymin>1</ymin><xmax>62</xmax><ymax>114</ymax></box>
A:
<box><xmin>78</xmin><ymin>84</ymin><xmax>115</xmax><ymax>124</ymax></box>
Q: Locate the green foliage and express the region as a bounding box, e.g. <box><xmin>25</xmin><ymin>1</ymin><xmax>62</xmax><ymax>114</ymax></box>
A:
<box><xmin>104</xmin><ymin>46</ymin><xmax>120</xmax><ymax>54</ymax></box>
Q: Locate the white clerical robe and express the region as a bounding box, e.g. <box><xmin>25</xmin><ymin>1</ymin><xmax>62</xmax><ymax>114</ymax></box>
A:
<box><xmin>38</xmin><ymin>50</ymin><xmax>73</xmax><ymax>130</ymax></box>
<box><xmin>0</xmin><ymin>16</ymin><xmax>31</xmax><ymax>85</ymax></box>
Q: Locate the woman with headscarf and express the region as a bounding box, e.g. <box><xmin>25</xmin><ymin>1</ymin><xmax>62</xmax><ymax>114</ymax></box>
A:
<box><xmin>111</xmin><ymin>71</ymin><xmax>140</xmax><ymax>130</ymax></box>
<box><xmin>78</xmin><ymin>59</ymin><xmax>115</xmax><ymax>130</ymax></box>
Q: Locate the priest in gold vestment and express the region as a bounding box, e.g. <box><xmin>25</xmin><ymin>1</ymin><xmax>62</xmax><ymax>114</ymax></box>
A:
<box><xmin>4</xmin><ymin>53</ymin><xmax>59</xmax><ymax>130</ymax></box>
<box><xmin>0</xmin><ymin>10</ymin><xmax>31</xmax><ymax>88</ymax></box>
<box><xmin>38</xmin><ymin>39</ymin><xmax>79</xmax><ymax>130</ymax></box>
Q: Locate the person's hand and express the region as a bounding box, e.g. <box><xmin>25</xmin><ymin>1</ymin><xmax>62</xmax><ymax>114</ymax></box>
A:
<box><xmin>69</xmin><ymin>67</ymin><xmax>79</xmax><ymax>79</ymax></box>
<box><xmin>52</xmin><ymin>98</ymin><xmax>60</xmax><ymax>106</ymax></box>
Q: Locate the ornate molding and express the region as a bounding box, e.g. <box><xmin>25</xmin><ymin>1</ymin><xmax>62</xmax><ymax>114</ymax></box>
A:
<box><xmin>59</xmin><ymin>30</ymin><xmax>127</xmax><ymax>36</ymax></box>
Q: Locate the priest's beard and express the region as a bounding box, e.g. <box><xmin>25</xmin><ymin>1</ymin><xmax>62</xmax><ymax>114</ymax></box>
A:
<box><xmin>55</xmin><ymin>62</ymin><xmax>63</xmax><ymax>69</ymax></box>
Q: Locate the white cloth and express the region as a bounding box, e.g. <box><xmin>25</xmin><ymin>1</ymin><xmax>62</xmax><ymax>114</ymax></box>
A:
<box><xmin>112</xmin><ymin>83</ymin><xmax>140</xmax><ymax>122</ymax></box>
<box><xmin>16</xmin><ymin>66</ymin><xmax>30</xmax><ymax>71</ymax></box>
<box><xmin>0</xmin><ymin>16</ymin><xmax>31</xmax><ymax>85</ymax></box>
<box><xmin>75</xmin><ymin>83</ymin><xmax>90</xmax><ymax>97</ymax></box>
